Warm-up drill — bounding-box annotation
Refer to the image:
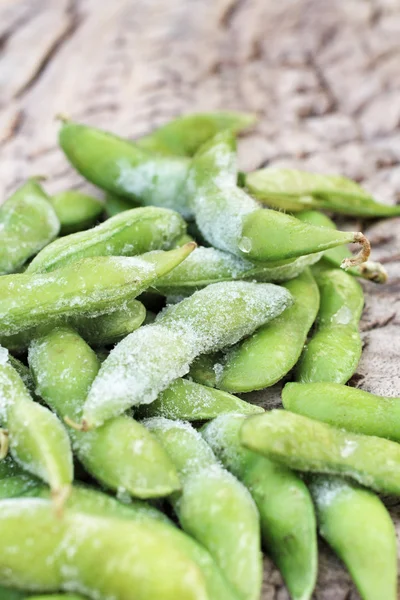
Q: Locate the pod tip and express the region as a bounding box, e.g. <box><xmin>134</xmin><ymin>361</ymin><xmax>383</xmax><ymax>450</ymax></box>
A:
<box><xmin>55</xmin><ymin>113</ymin><xmax>70</xmax><ymax>124</ymax></box>
<box><xmin>341</xmin><ymin>232</ymin><xmax>371</xmax><ymax>269</ymax></box>
<box><xmin>64</xmin><ymin>416</ymin><xmax>90</xmax><ymax>432</ymax></box>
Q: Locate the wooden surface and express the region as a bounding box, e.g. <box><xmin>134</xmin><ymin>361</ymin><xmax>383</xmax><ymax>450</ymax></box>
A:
<box><xmin>1</xmin><ymin>0</ymin><xmax>400</xmax><ymax>598</ymax></box>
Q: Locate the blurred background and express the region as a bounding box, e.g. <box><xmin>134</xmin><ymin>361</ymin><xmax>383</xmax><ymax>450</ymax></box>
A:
<box><xmin>1</xmin><ymin>1</ymin><xmax>400</xmax><ymax>597</ymax></box>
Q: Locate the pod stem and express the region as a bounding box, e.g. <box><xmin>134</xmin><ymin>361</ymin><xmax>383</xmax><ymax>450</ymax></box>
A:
<box><xmin>52</xmin><ymin>484</ymin><xmax>71</xmax><ymax>518</ymax></box>
<box><xmin>0</xmin><ymin>429</ymin><xmax>9</xmax><ymax>460</ymax></box>
<box><xmin>64</xmin><ymin>415</ymin><xmax>90</xmax><ymax>432</ymax></box>
<box><xmin>356</xmin><ymin>260</ymin><xmax>388</xmax><ymax>284</ymax></box>
<box><xmin>340</xmin><ymin>232</ymin><xmax>371</xmax><ymax>269</ymax></box>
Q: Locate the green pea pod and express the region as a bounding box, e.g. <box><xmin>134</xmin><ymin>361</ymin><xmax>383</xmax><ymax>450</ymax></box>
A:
<box><xmin>1</xmin><ymin>299</ymin><xmax>146</xmax><ymax>353</ymax></box>
<box><xmin>59</xmin><ymin>120</ymin><xmax>192</xmax><ymax>217</ymax></box>
<box><xmin>296</xmin><ymin>210</ymin><xmax>387</xmax><ymax>283</ymax></box>
<box><xmin>104</xmin><ymin>192</ymin><xmax>138</xmax><ymax>217</ymax></box>
<box><xmin>0</xmin><ymin>350</ymin><xmax>73</xmax><ymax>505</ymax></box>
<box><xmin>27</xmin><ymin>206</ymin><xmax>187</xmax><ymax>274</ymax></box>
<box><xmin>202</xmin><ymin>414</ymin><xmax>317</xmax><ymax>600</ymax></box>
<box><xmin>190</xmin><ymin>268</ymin><xmax>320</xmax><ymax>393</ymax></box>
<box><xmin>145</xmin><ymin>418</ymin><xmax>262</xmax><ymax>600</ymax></box>
<box><xmin>295</xmin><ymin>266</ymin><xmax>364</xmax><ymax>384</ymax></box>
<box><xmin>308</xmin><ymin>476</ymin><xmax>397</xmax><ymax>600</ymax></box>
<box><xmin>245</xmin><ymin>167</ymin><xmax>400</xmax><ymax>217</ymax></box>
<box><xmin>0</xmin><ymin>244</ymin><xmax>195</xmax><ymax>338</ymax></box>
<box><xmin>83</xmin><ymin>281</ymin><xmax>292</xmax><ymax>427</ymax></box>
<box><xmin>0</xmin><ymin>494</ymin><xmax>209</xmax><ymax>600</ymax></box>
<box><xmin>241</xmin><ymin>409</ymin><xmax>400</xmax><ymax>496</ymax></box>
<box><xmin>50</xmin><ymin>190</ymin><xmax>104</xmax><ymax>234</ymax></box>
<box><xmin>136</xmin><ymin>378</ymin><xmax>263</xmax><ymax>420</ymax></box>
<box><xmin>155</xmin><ymin>246</ymin><xmax>324</xmax><ymax>295</ymax></box>
<box><xmin>189</xmin><ymin>133</ymin><xmax>371</xmax><ymax>265</ymax></box>
<box><xmin>137</xmin><ymin>111</ymin><xmax>256</xmax><ymax>156</ymax></box>
<box><xmin>29</xmin><ymin>327</ymin><xmax>181</xmax><ymax>499</ymax></box>
<box><xmin>283</xmin><ymin>382</ymin><xmax>400</xmax><ymax>442</ymax></box>
<box><xmin>0</xmin><ymin>179</ymin><xmax>60</xmax><ymax>275</ymax></box>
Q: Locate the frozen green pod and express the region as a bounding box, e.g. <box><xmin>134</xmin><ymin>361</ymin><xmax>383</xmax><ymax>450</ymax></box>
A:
<box><xmin>283</xmin><ymin>382</ymin><xmax>400</xmax><ymax>442</ymax></box>
<box><xmin>0</xmin><ymin>179</ymin><xmax>60</xmax><ymax>275</ymax></box>
<box><xmin>136</xmin><ymin>378</ymin><xmax>263</xmax><ymax>420</ymax></box>
<box><xmin>59</xmin><ymin>120</ymin><xmax>192</xmax><ymax>217</ymax></box>
<box><xmin>0</xmin><ymin>244</ymin><xmax>195</xmax><ymax>337</ymax></box>
<box><xmin>145</xmin><ymin>418</ymin><xmax>262</xmax><ymax>600</ymax></box>
<box><xmin>0</xmin><ymin>456</ymin><xmax>41</xmax><ymax>500</ymax></box>
<box><xmin>0</xmin><ymin>349</ymin><xmax>73</xmax><ymax>504</ymax></box>
<box><xmin>191</xmin><ymin>268</ymin><xmax>320</xmax><ymax>393</ymax></box>
<box><xmin>246</xmin><ymin>167</ymin><xmax>400</xmax><ymax>218</ymax></box>
<box><xmin>189</xmin><ymin>133</ymin><xmax>371</xmax><ymax>265</ymax></box>
<box><xmin>50</xmin><ymin>190</ymin><xmax>104</xmax><ymax>234</ymax></box>
<box><xmin>137</xmin><ymin>111</ymin><xmax>256</xmax><ymax>156</ymax></box>
<box><xmin>295</xmin><ymin>265</ymin><xmax>364</xmax><ymax>384</ymax></box>
<box><xmin>29</xmin><ymin>327</ymin><xmax>181</xmax><ymax>499</ymax></box>
<box><xmin>83</xmin><ymin>281</ymin><xmax>292</xmax><ymax>427</ymax></box>
<box><xmin>296</xmin><ymin>210</ymin><xmax>387</xmax><ymax>283</ymax></box>
<box><xmin>308</xmin><ymin>476</ymin><xmax>397</xmax><ymax>600</ymax></box>
<box><xmin>104</xmin><ymin>192</ymin><xmax>138</xmax><ymax>217</ymax></box>
<box><xmin>27</xmin><ymin>206</ymin><xmax>187</xmax><ymax>274</ymax></box>
<box><xmin>203</xmin><ymin>414</ymin><xmax>317</xmax><ymax>600</ymax></box>
<box><xmin>241</xmin><ymin>409</ymin><xmax>400</xmax><ymax>496</ymax></box>
<box><xmin>7</xmin><ymin>356</ymin><xmax>36</xmax><ymax>397</ymax></box>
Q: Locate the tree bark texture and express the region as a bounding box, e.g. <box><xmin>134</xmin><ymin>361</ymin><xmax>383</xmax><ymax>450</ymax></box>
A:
<box><xmin>1</xmin><ymin>0</ymin><xmax>400</xmax><ymax>597</ymax></box>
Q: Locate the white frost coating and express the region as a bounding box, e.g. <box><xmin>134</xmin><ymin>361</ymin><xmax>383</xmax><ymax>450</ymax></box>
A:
<box><xmin>194</xmin><ymin>186</ymin><xmax>259</xmax><ymax>256</ymax></box>
<box><xmin>116</xmin><ymin>157</ymin><xmax>192</xmax><ymax>217</ymax></box>
<box><xmin>0</xmin><ymin>346</ymin><xmax>9</xmax><ymax>365</ymax></box>
<box><xmin>333</xmin><ymin>305</ymin><xmax>353</xmax><ymax>325</ymax></box>
<box><xmin>309</xmin><ymin>477</ymin><xmax>348</xmax><ymax>508</ymax></box>
<box><xmin>340</xmin><ymin>439</ymin><xmax>358</xmax><ymax>458</ymax></box>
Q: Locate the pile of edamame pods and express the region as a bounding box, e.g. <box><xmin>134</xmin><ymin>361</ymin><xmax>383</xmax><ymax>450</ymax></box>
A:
<box><xmin>1</xmin><ymin>110</ymin><xmax>399</xmax><ymax>600</ymax></box>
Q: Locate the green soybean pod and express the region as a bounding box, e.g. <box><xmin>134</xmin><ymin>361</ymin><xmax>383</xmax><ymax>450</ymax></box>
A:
<box><xmin>241</xmin><ymin>410</ymin><xmax>400</xmax><ymax>496</ymax></box>
<box><xmin>295</xmin><ymin>266</ymin><xmax>364</xmax><ymax>384</ymax></box>
<box><xmin>0</xmin><ymin>244</ymin><xmax>195</xmax><ymax>338</ymax></box>
<box><xmin>246</xmin><ymin>167</ymin><xmax>400</xmax><ymax>218</ymax></box>
<box><xmin>0</xmin><ymin>350</ymin><xmax>73</xmax><ymax>506</ymax></box>
<box><xmin>29</xmin><ymin>326</ymin><xmax>181</xmax><ymax>499</ymax></box>
<box><xmin>83</xmin><ymin>281</ymin><xmax>292</xmax><ymax>428</ymax></box>
<box><xmin>0</xmin><ymin>456</ymin><xmax>41</xmax><ymax>500</ymax></box>
<box><xmin>50</xmin><ymin>190</ymin><xmax>104</xmax><ymax>234</ymax></box>
<box><xmin>7</xmin><ymin>356</ymin><xmax>36</xmax><ymax>397</ymax></box>
<box><xmin>59</xmin><ymin>120</ymin><xmax>192</xmax><ymax>217</ymax></box>
<box><xmin>193</xmin><ymin>268</ymin><xmax>320</xmax><ymax>393</ymax></box>
<box><xmin>296</xmin><ymin>210</ymin><xmax>387</xmax><ymax>283</ymax></box>
<box><xmin>137</xmin><ymin>111</ymin><xmax>256</xmax><ymax>156</ymax></box>
<box><xmin>104</xmin><ymin>192</ymin><xmax>138</xmax><ymax>217</ymax></box>
<box><xmin>27</xmin><ymin>206</ymin><xmax>187</xmax><ymax>274</ymax></box>
<box><xmin>283</xmin><ymin>382</ymin><xmax>400</xmax><ymax>442</ymax></box>
<box><xmin>189</xmin><ymin>133</ymin><xmax>371</xmax><ymax>265</ymax></box>
<box><xmin>27</xmin><ymin>596</ymin><xmax>86</xmax><ymax>600</ymax></box>
<box><xmin>308</xmin><ymin>476</ymin><xmax>397</xmax><ymax>600</ymax></box>
<box><xmin>155</xmin><ymin>246</ymin><xmax>324</xmax><ymax>296</ymax></box>
<box><xmin>202</xmin><ymin>414</ymin><xmax>317</xmax><ymax>600</ymax></box>
<box><xmin>145</xmin><ymin>418</ymin><xmax>262</xmax><ymax>600</ymax></box>
<box><xmin>0</xmin><ymin>495</ymin><xmax>208</xmax><ymax>600</ymax></box>
<box><xmin>136</xmin><ymin>378</ymin><xmax>263</xmax><ymax>420</ymax></box>
<box><xmin>0</xmin><ymin>179</ymin><xmax>60</xmax><ymax>275</ymax></box>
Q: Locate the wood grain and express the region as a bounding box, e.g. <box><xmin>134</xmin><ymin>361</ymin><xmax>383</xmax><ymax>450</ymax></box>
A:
<box><xmin>1</xmin><ymin>0</ymin><xmax>400</xmax><ymax>597</ymax></box>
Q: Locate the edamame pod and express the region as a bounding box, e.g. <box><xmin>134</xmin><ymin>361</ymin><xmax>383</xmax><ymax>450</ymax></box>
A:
<box><xmin>283</xmin><ymin>382</ymin><xmax>400</xmax><ymax>442</ymax></box>
<box><xmin>202</xmin><ymin>414</ymin><xmax>317</xmax><ymax>600</ymax></box>
<box><xmin>155</xmin><ymin>246</ymin><xmax>324</xmax><ymax>295</ymax></box>
<box><xmin>1</xmin><ymin>299</ymin><xmax>146</xmax><ymax>353</ymax></box>
<box><xmin>29</xmin><ymin>327</ymin><xmax>181</xmax><ymax>499</ymax></box>
<box><xmin>189</xmin><ymin>133</ymin><xmax>370</xmax><ymax>265</ymax></box>
<box><xmin>295</xmin><ymin>266</ymin><xmax>364</xmax><ymax>384</ymax></box>
<box><xmin>245</xmin><ymin>167</ymin><xmax>400</xmax><ymax>217</ymax></box>
<box><xmin>50</xmin><ymin>191</ymin><xmax>104</xmax><ymax>234</ymax></box>
<box><xmin>296</xmin><ymin>210</ymin><xmax>387</xmax><ymax>283</ymax></box>
<box><xmin>7</xmin><ymin>356</ymin><xmax>36</xmax><ymax>397</ymax></box>
<box><xmin>27</xmin><ymin>596</ymin><xmax>86</xmax><ymax>599</ymax></box>
<box><xmin>145</xmin><ymin>418</ymin><xmax>262</xmax><ymax>600</ymax></box>
<box><xmin>27</xmin><ymin>206</ymin><xmax>187</xmax><ymax>274</ymax></box>
<box><xmin>104</xmin><ymin>192</ymin><xmax>137</xmax><ymax>217</ymax></box>
<box><xmin>136</xmin><ymin>378</ymin><xmax>263</xmax><ymax>420</ymax></box>
<box><xmin>137</xmin><ymin>111</ymin><xmax>256</xmax><ymax>156</ymax></box>
<box><xmin>0</xmin><ymin>244</ymin><xmax>195</xmax><ymax>337</ymax></box>
<box><xmin>83</xmin><ymin>281</ymin><xmax>292</xmax><ymax>427</ymax></box>
<box><xmin>59</xmin><ymin>120</ymin><xmax>192</xmax><ymax>217</ymax></box>
<box><xmin>0</xmin><ymin>349</ymin><xmax>73</xmax><ymax>505</ymax></box>
<box><xmin>190</xmin><ymin>269</ymin><xmax>320</xmax><ymax>393</ymax></box>
<box><xmin>241</xmin><ymin>410</ymin><xmax>400</xmax><ymax>496</ymax></box>
<box><xmin>308</xmin><ymin>476</ymin><xmax>397</xmax><ymax>600</ymax></box>
<box><xmin>0</xmin><ymin>180</ymin><xmax>60</xmax><ymax>275</ymax></box>
<box><xmin>0</xmin><ymin>494</ymin><xmax>209</xmax><ymax>600</ymax></box>
<box><xmin>0</xmin><ymin>456</ymin><xmax>41</xmax><ymax>500</ymax></box>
